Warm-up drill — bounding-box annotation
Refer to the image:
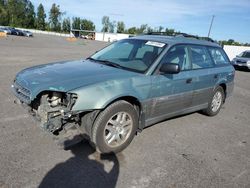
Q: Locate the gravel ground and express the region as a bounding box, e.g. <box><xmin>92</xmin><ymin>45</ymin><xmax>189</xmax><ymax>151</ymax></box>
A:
<box><xmin>0</xmin><ymin>34</ymin><xmax>249</xmax><ymax>188</ymax></box>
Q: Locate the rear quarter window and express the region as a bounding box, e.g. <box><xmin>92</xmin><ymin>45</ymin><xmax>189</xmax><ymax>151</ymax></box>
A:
<box><xmin>190</xmin><ymin>45</ymin><xmax>214</xmax><ymax>69</ymax></box>
<box><xmin>208</xmin><ymin>47</ymin><xmax>229</xmax><ymax>65</ymax></box>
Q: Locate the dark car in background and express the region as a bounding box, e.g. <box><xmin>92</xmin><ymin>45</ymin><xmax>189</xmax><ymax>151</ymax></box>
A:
<box><xmin>10</xmin><ymin>28</ymin><xmax>24</xmax><ymax>36</ymax></box>
<box><xmin>0</xmin><ymin>26</ymin><xmax>33</xmax><ymax>37</ymax></box>
<box><xmin>232</xmin><ymin>50</ymin><xmax>250</xmax><ymax>70</ymax></box>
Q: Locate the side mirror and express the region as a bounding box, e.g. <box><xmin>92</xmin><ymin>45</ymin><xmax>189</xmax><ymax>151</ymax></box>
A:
<box><xmin>160</xmin><ymin>63</ymin><xmax>180</xmax><ymax>74</ymax></box>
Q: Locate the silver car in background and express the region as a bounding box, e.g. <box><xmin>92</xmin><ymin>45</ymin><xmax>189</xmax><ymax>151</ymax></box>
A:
<box><xmin>0</xmin><ymin>26</ymin><xmax>11</xmax><ymax>34</ymax></box>
<box><xmin>22</xmin><ymin>30</ymin><xmax>33</xmax><ymax>37</ymax></box>
<box><xmin>232</xmin><ymin>50</ymin><xmax>250</xmax><ymax>70</ymax></box>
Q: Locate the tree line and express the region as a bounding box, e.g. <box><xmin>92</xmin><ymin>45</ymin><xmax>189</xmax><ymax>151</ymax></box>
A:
<box><xmin>218</xmin><ymin>39</ymin><xmax>250</xmax><ymax>47</ymax></box>
<box><xmin>0</xmin><ymin>0</ymin><xmax>177</xmax><ymax>34</ymax></box>
<box><xmin>0</xmin><ymin>0</ymin><xmax>248</xmax><ymax>46</ymax></box>
<box><xmin>0</xmin><ymin>0</ymin><xmax>95</xmax><ymax>32</ymax></box>
<box><xmin>101</xmin><ymin>15</ymin><xmax>177</xmax><ymax>35</ymax></box>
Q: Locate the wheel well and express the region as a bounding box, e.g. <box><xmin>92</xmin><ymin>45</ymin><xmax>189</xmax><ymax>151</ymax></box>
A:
<box><xmin>77</xmin><ymin>96</ymin><xmax>143</xmax><ymax>138</ymax></box>
<box><xmin>219</xmin><ymin>83</ymin><xmax>227</xmax><ymax>97</ymax></box>
<box><xmin>106</xmin><ymin>96</ymin><xmax>142</xmax><ymax>113</ymax></box>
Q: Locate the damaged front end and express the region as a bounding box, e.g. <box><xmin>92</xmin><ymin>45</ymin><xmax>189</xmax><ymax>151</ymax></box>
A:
<box><xmin>12</xmin><ymin>81</ymin><xmax>88</xmax><ymax>146</ymax></box>
<box><xmin>32</xmin><ymin>92</ymin><xmax>78</xmax><ymax>134</ymax></box>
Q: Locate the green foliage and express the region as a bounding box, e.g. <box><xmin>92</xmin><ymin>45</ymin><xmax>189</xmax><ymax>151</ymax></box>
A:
<box><xmin>117</xmin><ymin>21</ymin><xmax>125</xmax><ymax>33</ymax></box>
<box><xmin>158</xmin><ymin>26</ymin><xmax>164</xmax><ymax>32</ymax></box>
<box><xmin>127</xmin><ymin>27</ymin><xmax>136</xmax><ymax>34</ymax></box>
<box><xmin>7</xmin><ymin>0</ymin><xmax>25</xmax><ymax>27</ymax></box>
<box><xmin>218</xmin><ymin>39</ymin><xmax>250</xmax><ymax>46</ymax></box>
<box><xmin>136</xmin><ymin>24</ymin><xmax>147</xmax><ymax>33</ymax></box>
<box><xmin>49</xmin><ymin>3</ymin><xmax>62</xmax><ymax>31</ymax></box>
<box><xmin>0</xmin><ymin>0</ymin><xmax>8</xmax><ymax>25</ymax></box>
<box><xmin>0</xmin><ymin>0</ymin><xmax>34</xmax><ymax>28</ymax></box>
<box><xmin>36</xmin><ymin>3</ymin><xmax>46</xmax><ymax>30</ymax></box>
<box><xmin>109</xmin><ymin>21</ymin><xmax>116</xmax><ymax>33</ymax></box>
<box><xmin>23</xmin><ymin>0</ymin><xmax>35</xmax><ymax>28</ymax></box>
<box><xmin>101</xmin><ymin>16</ymin><xmax>116</xmax><ymax>33</ymax></box>
<box><xmin>81</xmin><ymin>19</ymin><xmax>95</xmax><ymax>31</ymax></box>
<box><xmin>165</xmin><ymin>28</ymin><xmax>175</xmax><ymax>36</ymax></box>
<box><xmin>62</xmin><ymin>17</ymin><xmax>71</xmax><ymax>32</ymax></box>
<box><xmin>147</xmin><ymin>26</ymin><xmax>153</xmax><ymax>33</ymax></box>
<box><xmin>101</xmin><ymin>16</ymin><xmax>110</xmax><ymax>32</ymax></box>
<box><xmin>72</xmin><ymin>17</ymin><xmax>81</xmax><ymax>29</ymax></box>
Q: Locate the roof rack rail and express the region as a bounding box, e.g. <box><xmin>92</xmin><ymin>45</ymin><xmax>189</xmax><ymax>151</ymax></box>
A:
<box><xmin>199</xmin><ymin>37</ymin><xmax>215</xmax><ymax>43</ymax></box>
<box><xmin>174</xmin><ymin>32</ymin><xmax>199</xmax><ymax>39</ymax></box>
<box><xmin>147</xmin><ymin>32</ymin><xmax>174</xmax><ymax>36</ymax></box>
<box><xmin>146</xmin><ymin>32</ymin><xmax>216</xmax><ymax>43</ymax></box>
<box><xmin>174</xmin><ymin>33</ymin><xmax>216</xmax><ymax>42</ymax></box>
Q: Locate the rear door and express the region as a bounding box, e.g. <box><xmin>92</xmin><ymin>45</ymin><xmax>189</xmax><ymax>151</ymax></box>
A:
<box><xmin>188</xmin><ymin>45</ymin><xmax>217</xmax><ymax>107</ymax></box>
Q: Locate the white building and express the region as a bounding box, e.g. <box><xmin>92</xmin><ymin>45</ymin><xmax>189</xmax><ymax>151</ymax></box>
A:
<box><xmin>95</xmin><ymin>32</ymin><xmax>130</xmax><ymax>42</ymax></box>
<box><xmin>223</xmin><ymin>45</ymin><xmax>250</xmax><ymax>60</ymax></box>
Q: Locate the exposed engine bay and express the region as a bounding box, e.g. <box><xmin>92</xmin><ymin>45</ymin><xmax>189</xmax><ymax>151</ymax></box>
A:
<box><xmin>30</xmin><ymin>92</ymin><xmax>78</xmax><ymax>133</ymax></box>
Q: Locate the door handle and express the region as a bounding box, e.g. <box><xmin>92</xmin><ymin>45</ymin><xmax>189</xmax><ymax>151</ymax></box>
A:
<box><xmin>186</xmin><ymin>78</ymin><xmax>192</xmax><ymax>84</ymax></box>
<box><xmin>214</xmin><ymin>74</ymin><xmax>218</xmax><ymax>79</ymax></box>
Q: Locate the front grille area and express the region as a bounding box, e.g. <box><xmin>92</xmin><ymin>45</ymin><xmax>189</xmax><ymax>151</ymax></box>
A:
<box><xmin>12</xmin><ymin>81</ymin><xmax>31</xmax><ymax>104</ymax></box>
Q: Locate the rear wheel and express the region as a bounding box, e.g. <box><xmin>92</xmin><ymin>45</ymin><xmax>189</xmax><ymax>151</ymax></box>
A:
<box><xmin>203</xmin><ymin>86</ymin><xmax>225</xmax><ymax>116</ymax></box>
<box><xmin>91</xmin><ymin>100</ymin><xmax>138</xmax><ymax>154</ymax></box>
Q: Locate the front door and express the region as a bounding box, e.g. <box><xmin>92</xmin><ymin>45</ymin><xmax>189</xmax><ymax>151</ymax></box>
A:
<box><xmin>149</xmin><ymin>45</ymin><xmax>194</xmax><ymax>120</ymax></box>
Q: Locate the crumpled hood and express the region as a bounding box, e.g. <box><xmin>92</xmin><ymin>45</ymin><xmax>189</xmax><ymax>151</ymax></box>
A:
<box><xmin>15</xmin><ymin>59</ymin><xmax>139</xmax><ymax>100</ymax></box>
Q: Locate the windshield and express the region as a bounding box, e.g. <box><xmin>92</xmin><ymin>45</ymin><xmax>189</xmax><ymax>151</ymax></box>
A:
<box><xmin>90</xmin><ymin>39</ymin><xmax>166</xmax><ymax>73</ymax></box>
<box><xmin>239</xmin><ymin>51</ymin><xmax>250</xmax><ymax>58</ymax></box>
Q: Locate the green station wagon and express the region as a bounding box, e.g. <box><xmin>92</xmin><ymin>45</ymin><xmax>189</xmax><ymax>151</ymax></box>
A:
<box><xmin>12</xmin><ymin>34</ymin><xmax>235</xmax><ymax>153</ymax></box>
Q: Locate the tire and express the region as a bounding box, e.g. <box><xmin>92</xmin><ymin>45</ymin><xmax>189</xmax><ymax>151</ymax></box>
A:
<box><xmin>203</xmin><ymin>86</ymin><xmax>225</xmax><ymax>116</ymax></box>
<box><xmin>91</xmin><ymin>100</ymin><xmax>138</xmax><ymax>154</ymax></box>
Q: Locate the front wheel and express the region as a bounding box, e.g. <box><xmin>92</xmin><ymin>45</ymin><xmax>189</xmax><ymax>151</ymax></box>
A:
<box><xmin>203</xmin><ymin>86</ymin><xmax>225</xmax><ymax>116</ymax></box>
<box><xmin>91</xmin><ymin>100</ymin><xmax>138</xmax><ymax>154</ymax></box>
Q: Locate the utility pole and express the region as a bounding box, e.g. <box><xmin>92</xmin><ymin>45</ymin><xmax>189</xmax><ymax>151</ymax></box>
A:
<box><xmin>208</xmin><ymin>15</ymin><xmax>215</xmax><ymax>38</ymax></box>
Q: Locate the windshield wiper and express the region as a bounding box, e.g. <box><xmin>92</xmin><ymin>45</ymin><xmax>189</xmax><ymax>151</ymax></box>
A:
<box><xmin>86</xmin><ymin>57</ymin><xmax>96</xmax><ymax>61</ymax></box>
<box><xmin>87</xmin><ymin>57</ymin><xmax>124</xmax><ymax>69</ymax></box>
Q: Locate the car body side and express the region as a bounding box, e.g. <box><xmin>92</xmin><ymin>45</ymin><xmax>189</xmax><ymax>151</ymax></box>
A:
<box><xmin>68</xmin><ymin>41</ymin><xmax>234</xmax><ymax>129</ymax></box>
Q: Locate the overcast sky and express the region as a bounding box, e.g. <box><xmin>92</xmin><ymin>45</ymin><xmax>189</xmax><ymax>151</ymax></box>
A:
<box><xmin>31</xmin><ymin>0</ymin><xmax>250</xmax><ymax>43</ymax></box>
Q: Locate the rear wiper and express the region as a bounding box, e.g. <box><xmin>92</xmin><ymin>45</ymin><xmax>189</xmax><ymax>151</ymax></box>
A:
<box><xmin>87</xmin><ymin>58</ymin><xmax>124</xmax><ymax>69</ymax></box>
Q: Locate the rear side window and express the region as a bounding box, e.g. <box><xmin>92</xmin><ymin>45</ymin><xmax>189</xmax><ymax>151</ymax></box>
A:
<box><xmin>208</xmin><ymin>47</ymin><xmax>229</xmax><ymax>65</ymax></box>
<box><xmin>190</xmin><ymin>45</ymin><xmax>214</xmax><ymax>69</ymax></box>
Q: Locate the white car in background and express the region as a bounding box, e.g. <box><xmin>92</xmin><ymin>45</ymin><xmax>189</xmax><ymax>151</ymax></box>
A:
<box><xmin>232</xmin><ymin>50</ymin><xmax>250</xmax><ymax>70</ymax></box>
<box><xmin>22</xmin><ymin>30</ymin><xmax>33</xmax><ymax>37</ymax></box>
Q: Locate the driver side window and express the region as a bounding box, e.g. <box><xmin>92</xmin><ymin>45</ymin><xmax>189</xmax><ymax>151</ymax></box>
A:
<box><xmin>160</xmin><ymin>45</ymin><xmax>191</xmax><ymax>71</ymax></box>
